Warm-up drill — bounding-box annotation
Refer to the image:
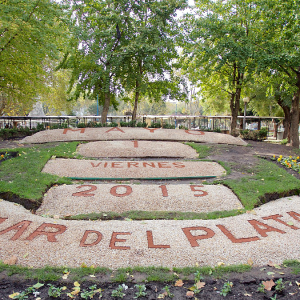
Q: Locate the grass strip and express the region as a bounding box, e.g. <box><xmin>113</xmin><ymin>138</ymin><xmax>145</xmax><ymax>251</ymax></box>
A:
<box><xmin>219</xmin><ymin>158</ymin><xmax>300</xmax><ymax>210</ymax></box>
<box><xmin>0</xmin><ymin>142</ymin><xmax>79</xmax><ymax>201</ymax></box>
<box><xmin>184</xmin><ymin>142</ymin><xmax>211</xmax><ymax>159</ymax></box>
<box><xmin>64</xmin><ymin>209</ymin><xmax>245</xmax><ymax>221</ymax></box>
<box><xmin>0</xmin><ymin>261</ymin><xmax>251</xmax><ymax>282</ymax></box>
<box><xmin>283</xmin><ymin>259</ymin><xmax>300</xmax><ymax>274</ymax></box>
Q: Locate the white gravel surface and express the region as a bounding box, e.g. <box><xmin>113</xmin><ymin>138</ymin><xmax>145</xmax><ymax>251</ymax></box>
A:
<box><xmin>42</xmin><ymin>159</ymin><xmax>226</xmax><ymax>179</ymax></box>
<box><xmin>77</xmin><ymin>141</ymin><xmax>198</xmax><ymax>158</ymax></box>
<box><xmin>21</xmin><ymin>127</ymin><xmax>247</xmax><ymax>145</ymax></box>
<box><xmin>36</xmin><ymin>184</ymin><xmax>243</xmax><ymax>216</ymax></box>
<box><xmin>1</xmin><ymin>196</ymin><xmax>300</xmax><ymax>269</ymax></box>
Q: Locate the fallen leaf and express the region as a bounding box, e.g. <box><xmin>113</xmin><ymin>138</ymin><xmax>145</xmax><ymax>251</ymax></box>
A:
<box><xmin>175</xmin><ymin>279</ymin><xmax>184</xmax><ymax>287</ymax></box>
<box><xmin>32</xmin><ymin>283</ymin><xmax>44</xmax><ymax>289</ymax></box>
<box><xmin>74</xmin><ymin>282</ymin><xmax>80</xmax><ymax>287</ymax></box>
<box><xmin>247</xmin><ymin>258</ymin><xmax>253</xmax><ymax>266</ymax></box>
<box><xmin>9</xmin><ymin>292</ymin><xmax>20</xmax><ymax>299</ymax></box>
<box><xmin>268</xmin><ymin>261</ymin><xmax>274</xmax><ymax>267</ymax></box>
<box><xmin>62</xmin><ymin>272</ymin><xmax>70</xmax><ymax>280</ymax></box>
<box><xmin>267</xmin><ymin>272</ymin><xmax>275</xmax><ymax>276</ymax></box>
<box><xmin>263</xmin><ymin>279</ymin><xmax>275</xmax><ymax>291</ymax></box>
<box><xmin>157</xmin><ymin>292</ymin><xmax>167</xmax><ymax>299</ymax></box>
<box><xmin>4</xmin><ymin>256</ymin><xmax>18</xmax><ymax>265</ymax></box>
<box><xmin>296</xmin><ymin>281</ymin><xmax>300</xmax><ymax>287</ymax></box>
<box><xmin>217</xmin><ymin>262</ymin><xmax>225</xmax><ymax>266</ymax></box>
<box><xmin>188</xmin><ymin>286</ymin><xmax>196</xmax><ymax>291</ymax></box>
<box><xmin>89</xmin><ymin>275</ymin><xmax>96</xmax><ymax>278</ymax></box>
<box><xmin>23</xmin><ymin>253</ymin><xmax>29</xmax><ymax>258</ymax></box>
<box><xmin>186</xmin><ymin>291</ymin><xmax>194</xmax><ymax>298</ymax></box>
<box><xmin>195</xmin><ymin>281</ymin><xmax>205</xmax><ymax>289</ymax></box>
<box><xmin>244</xmin><ymin>293</ymin><xmax>252</xmax><ymax>296</ymax></box>
<box><xmin>289</xmin><ymin>292</ymin><xmax>297</xmax><ymax>295</ymax></box>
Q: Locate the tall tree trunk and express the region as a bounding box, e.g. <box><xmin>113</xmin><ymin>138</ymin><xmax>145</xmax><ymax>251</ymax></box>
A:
<box><xmin>290</xmin><ymin>89</ymin><xmax>299</xmax><ymax>148</ymax></box>
<box><xmin>230</xmin><ymin>64</ymin><xmax>243</xmax><ymax>135</ymax></box>
<box><xmin>132</xmin><ymin>80</ymin><xmax>139</xmax><ymax>122</ymax></box>
<box><xmin>276</xmin><ymin>94</ymin><xmax>291</xmax><ymax>141</ymax></box>
<box><xmin>101</xmin><ymin>92</ymin><xmax>110</xmax><ymax>125</ymax></box>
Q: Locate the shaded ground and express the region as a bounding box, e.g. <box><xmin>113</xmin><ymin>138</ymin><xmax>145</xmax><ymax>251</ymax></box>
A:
<box><xmin>0</xmin><ymin>137</ymin><xmax>300</xmax><ymax>299</ymax></box>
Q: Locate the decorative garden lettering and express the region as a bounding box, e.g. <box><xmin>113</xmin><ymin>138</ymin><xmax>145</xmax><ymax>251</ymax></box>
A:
<box><xmin>71</xmin><ymin>184</ymin><xmax>208</xmax><ymax>198</ymax></box>
<box><xmin>62</xmin><ymin>127</ymin><xmax>205</xmax><ymax>136</ymax></box>
<box><xmin>0</xmin><ymin>211</ymin><xmax>299</xmax><ymax>248</ymax></box>
<box><xmin>90</xmin><ymin>162</ymin><xmax>185</xmax><ymax>168</ymax></box>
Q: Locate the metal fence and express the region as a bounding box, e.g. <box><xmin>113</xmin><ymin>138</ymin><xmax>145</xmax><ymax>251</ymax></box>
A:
<box><xmin>0</xmin><ymin>115</ymin><xmax>283</xmax><ymax>137</ymax></box>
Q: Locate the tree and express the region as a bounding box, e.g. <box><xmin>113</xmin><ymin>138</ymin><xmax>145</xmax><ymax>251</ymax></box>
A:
<box><xmin>181</xmin><ymin>0</ymin><xmax>258</xmax><ymax>134</ymax></box>
<box><xmin>61</xmin><ymin>0</ymin><xmax>134</xmax><ymax>123</ymax></box>
<box><xmin>252</xmin><ymin>0</ymin><xmax>300</xmax><ymax>147</ymax></box>
<box><xmin>0</xmin><ymin>0</ymin><xmax>70</xmax><ymax>115</ymax></box>
<box><xmin>118</xmin><ymin>0</ymin><xmax>187</xmax><ymax>121</ymax></box>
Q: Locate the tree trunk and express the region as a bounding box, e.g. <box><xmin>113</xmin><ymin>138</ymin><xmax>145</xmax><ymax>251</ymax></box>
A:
<box><xmin>276</xmin><ymin>95</ymin><xmax>291</xmax><ymax>141</ymax></box>
<box><xmin>101</xmin><ymin>92</ymin><xmax>110</xmax><ymax>125</ymax></box>
<box><xmin>132</xmin><ymin>80</ymin><xmax>139</xmax><ymax>122</ymax></box>
<box><xmin>290</xmin><ymin>90</ymin><xmax>299</xmax><ymax>148</ymax></box>
<box><xmin>230</xmin><ymin>65</ymin><xmax>243</xmax><ymax>135</ymax></box>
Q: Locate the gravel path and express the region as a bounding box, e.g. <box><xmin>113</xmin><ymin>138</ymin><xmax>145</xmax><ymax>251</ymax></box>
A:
<box><xmin>21</xmin><ymin>127</ymin><xmax>247</xmax><ymax>145</ymax></box>
<box><xmin>1</xmin><ymin>197</ymin><xmax>300</xmax><ymax>269</ymax></box>
<box><xmin>77</xmin><ymin>141</ymin><xmax>198</xmax><ymax>158</ymax></box>
<box><xmin>42</xmin><ymin>159</ymin><xmax>226</xmax><ymax>179</ymax></box>
<box><xmin>36</xmin><ymin>183</ymin><xmax>243</xmax><ymax>216</ymax></box>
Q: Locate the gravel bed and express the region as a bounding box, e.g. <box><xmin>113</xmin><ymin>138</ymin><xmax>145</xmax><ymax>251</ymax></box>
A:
<box><xmin>42</xmin><ymin>159</ymin><xmax>226</xmax><ymax>179</ymax></box>
<box><xmin>21</xmin><ymin>127</ymin><xmax>247</xmax><ymax>145</ymax></box>
<box><xmin>36</xmin><ymin>183</ymin><xmax>243</xmax><ymax>216</ymax></box>
<box><xmin>1</xmin><ymin>196</ymin><xmax>300</xmax><ymax>269</ymax></box>
<box><xmin>77</xmin><ymin>141</ymin><xmax>198</xmax><ymax>158</ymax></box>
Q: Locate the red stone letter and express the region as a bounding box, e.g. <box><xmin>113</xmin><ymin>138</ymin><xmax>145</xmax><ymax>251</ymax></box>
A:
<box><xmin>287</xmin><ymin>211</ymin><xmax>300</xmax><ymax>221</ymax></box>
<box><xmin>127</xmin><ymin>162</ymin><xmax>139</xmax><ymax>168</ymax></box>
<box><xmin>110</xmin><ymin>232</ymin><xmax>131</xmax><ymax>250</ymax></box>
<box><xmin>0</xmin><ymin>220</ymin><xmax>32</xmax><ymax>241</ymax></box>
<box><xmin>111</xmin><ymin>162</ymin><xmax>123</xmax><ymax>168</ymax></box>
<box><xmin>173</xmin><ymin>162</ymin><xmax>185</xmax><ymax>168</ymax></box>
<box><xmin>80</xmin><ymin>230</ymin><xmax>102</xmax><ymax>247</ymax></box>
<box><xmin>185</xmin><ymin>130</ymin><xmax>205</xmax><ymax>135</ymax></box>
<box><xmin>144</xmin><ymin>128</ymin><xmax>159</xmax><ymax>133</ymax></box>
<box><xmin>91</xmin><ymin>162</ymin><xmax>102</xmax><ymax>167</ymax></box>
<box><xmin>105</xmin><ymin>127</ymin><xmax>125</xmax><ymax>133</ymax></box>
<box><xmin>25</xmin><ymin>223</ymin><xmax>67</xmax><ymax>242</ymax></box>
<box><xmin>262</xmin><ymin>214</ymin><xmax>299</xmax><ymax>230</ymax></box>
<box><xmin>72</xmin><ymin>185</ymin><xmax>97</xmax><ymax>197</ymax></box>
<box><xmin>158</xmin><ymin>162</ymin><xmax>171</xmax><ymax>168</ymax></box>
<box><xmin>0</xmin><ymin>218</ymin><xmax>7</xmax><ymax>225</ymax></box>
<box><xmin>110</xmin><ymin>185</ymin><xmax>132</xmax><ymax>197</ymax></box>
<box><xmin>133</xmin><ymin>141</ymin><xmax>138</xmax><ymax>148</ymax></box>
<box><xmin>182</xmin><ymin>226</ymin><xmax>215</xmax><ymax>247</ymax></box>
<box><xmin>63</xmin><ymin>128</ymin><xmax>85</xmax><ymax>134</ymax></box>
<box><xmin>216</xmin><ymin>225</ymin><xmax>260</xmax><ymax>243</ymax></box>
<box><xmin>190</xmin><ymin>185</ymin><xmax>208</xmax><ymax>197</ymax></box>
<box><xmin>143</xmin><ymin>162</ymin><xmax>156</xmax><ymax>168</ymax></box>
<box><xmin>248</xmin><ymin>220</ymin><xmax>286</xmax><ymax>237</ymax></box>
<box><xmin>147</xmin><ymin>231</ymin><xmax>170</xmax><ymax>248</ymax></box>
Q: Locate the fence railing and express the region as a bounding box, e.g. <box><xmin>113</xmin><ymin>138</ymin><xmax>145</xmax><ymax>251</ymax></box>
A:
<box><xmin>0</xmin><ymin>115</ymin><xmax>283</xmax><ymax>136</ymax></box>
